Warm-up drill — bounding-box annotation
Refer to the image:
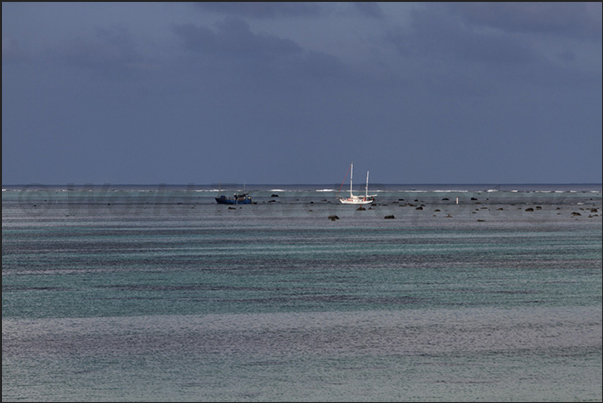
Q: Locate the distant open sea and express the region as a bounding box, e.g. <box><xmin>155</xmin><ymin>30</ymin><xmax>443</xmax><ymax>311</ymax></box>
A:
<box><xmin>3</xmin><ymin>184</ymin><xmax>602</xmax><ymax>402</ymax></box>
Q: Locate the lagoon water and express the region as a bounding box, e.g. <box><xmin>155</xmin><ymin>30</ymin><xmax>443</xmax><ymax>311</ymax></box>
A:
<box><xmin>3</xmin><ymin>184</ymin><xmax>602</xmax><ymax>401</ymax></box>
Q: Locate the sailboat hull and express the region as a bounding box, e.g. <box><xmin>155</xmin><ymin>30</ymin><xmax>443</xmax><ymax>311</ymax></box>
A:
<box><xmin>339</xmin><ymin>196</ymin><xmax>374</xmax><ymax>205</ymax></box>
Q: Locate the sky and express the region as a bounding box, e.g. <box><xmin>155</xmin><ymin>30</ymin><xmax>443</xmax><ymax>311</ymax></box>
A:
<box><xmin>3</xmin><ymin>2</ymin><xmax>602</xmax><ymax>185</ymax></box>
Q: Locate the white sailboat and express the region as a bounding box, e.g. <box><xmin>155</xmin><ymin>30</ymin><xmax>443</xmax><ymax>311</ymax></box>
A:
<box><xmin>338</xmin><ymin>163</ymin><xmax>376</xmax><ymax>205</ymax></box>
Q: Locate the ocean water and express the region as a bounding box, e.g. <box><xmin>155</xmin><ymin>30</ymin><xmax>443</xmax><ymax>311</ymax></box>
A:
<box><xmin>3</xmin><ymin>184</ymin><xmax>602</xmax><ymax>402</ymax></box>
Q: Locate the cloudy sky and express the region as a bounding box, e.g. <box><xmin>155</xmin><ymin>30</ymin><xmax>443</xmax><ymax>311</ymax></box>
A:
<box><xmin>3</xmin><ymin>2</ymin><xmax>602</xmax><ymax>185</ymax></box>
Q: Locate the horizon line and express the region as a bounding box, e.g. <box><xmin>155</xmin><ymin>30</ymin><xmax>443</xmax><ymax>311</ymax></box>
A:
<box><xmin>3</xmin><ymin>182</ymin><xmax>602</xmax><ymax>187</ymax></box>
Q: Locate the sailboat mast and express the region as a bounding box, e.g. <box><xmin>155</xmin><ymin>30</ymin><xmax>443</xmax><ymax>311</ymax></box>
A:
<box><xmin>366</xmin><ymin>171</ymin><xmax>369</xmax><ymax>197</ymax></box>
<box><xmin>350</xmin><ymin>163</ymin><xmax>354</xmax><ymax>197</ymax></box>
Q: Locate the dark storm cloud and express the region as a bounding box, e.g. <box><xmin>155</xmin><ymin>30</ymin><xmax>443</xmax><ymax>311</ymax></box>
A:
<box><xmin>556</xmin><ymin>50</ymin><xmax>576</xmax><ymax>63</ymax></box>
<box><xmin>194</xmin><ymin>2</ymin><xmax>324</xmax><ymax>19</ymax></box>
<box><xmin>2</xmin><ymin>34</ymin><xmax>28</xmax><ymax>63</ymax></box>
<box><xmin>388</xmin><ymin>6</ymin><xmax>535</xmax><ymax>65</ymax></box>
<box><xmin>386</xmin><ymin>3</ymin><xmax>600</xmax><ymax>93</ymax></box>
<box><xmin>173</xmin><ymin>17</ymin><xmax>302</xmax><ymax>59</ymax></box>
<box><xmin>172</xmin><ymin>17</ymin><xmax>344</xmax><ymax>79</ymax></box>
<box><xmin>448</xmin><ymin>3</ymin><xmax>602</xmax><ymax>42</ymax></box>
<box><xmin>61</xmin><ymin>28</ymin><xmax>143</xmax><ymax>76</ymax></box>
<box><xmin>351</xmin><ymin>3</ymin><xmax>384</xmax><ymax>19</ymax></box>
<box><xmin>194</xmin><ymin>2</ymin><xmax>384</xmax><ymax>19</ymax></box>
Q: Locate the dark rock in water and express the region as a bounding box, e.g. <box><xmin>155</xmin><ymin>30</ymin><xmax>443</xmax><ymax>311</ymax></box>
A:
<box><xmin>525</xmin><ymin>208</ymin><xmax>534</xmax><ymax>212</ymax></box>
<box><xmin>328</xmin><ymin>215</ymin><xmax>339</xmax><ymax>221</ymax></box>
<box><xmin>416</xmin><ymin>206</ymin><xmax>423</xmax><ymax>210</ymax></box>
<box><xmin>571</xmin><ymin>212</ymin><xmax>581</xmax><ymax>216</ymax></box>
<box><xmin>442</xmin><ymin>198</ymin><xmax>449</xmax><ymax>201</ymax></box>
<box><xmin>228</xmin><ymin>206</ymin><xmax>236</xmax><ymax>210</ymax></box>
<box><xmin>384</xmin><ymin>215</ymin><xmax>395</xmax><ymax>219</ymax></box>
<box><xmin>477</xmin><ymin>219</ymin><xmax>485</xmax><ymax>222</ymax></box>
<box><xmin>471</xmin><ymin>197</ymin><xmax>478</xmax><ymax>201</ymax></box>
<box><xmin>356</xmin><ymin>206</ymin><xmax>366</xmax><ymax>211</ymax></box>
<box><xmin>271</xmin><ymin>194</ymin><xmax>279</xmax><ymax>197</ymax></box>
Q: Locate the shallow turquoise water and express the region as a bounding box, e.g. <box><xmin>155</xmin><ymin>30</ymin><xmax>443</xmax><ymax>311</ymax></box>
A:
<box><xmin>3</xmin><ymin>186</ymin><xmax>602</xmax><ymax>401</ymax></box>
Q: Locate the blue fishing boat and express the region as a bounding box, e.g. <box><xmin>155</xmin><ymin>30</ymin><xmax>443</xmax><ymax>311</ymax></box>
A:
<box><xmin>215</xmin><ymin>192</ymin><xmax>252</xmax><ymax>205</ymax></box>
